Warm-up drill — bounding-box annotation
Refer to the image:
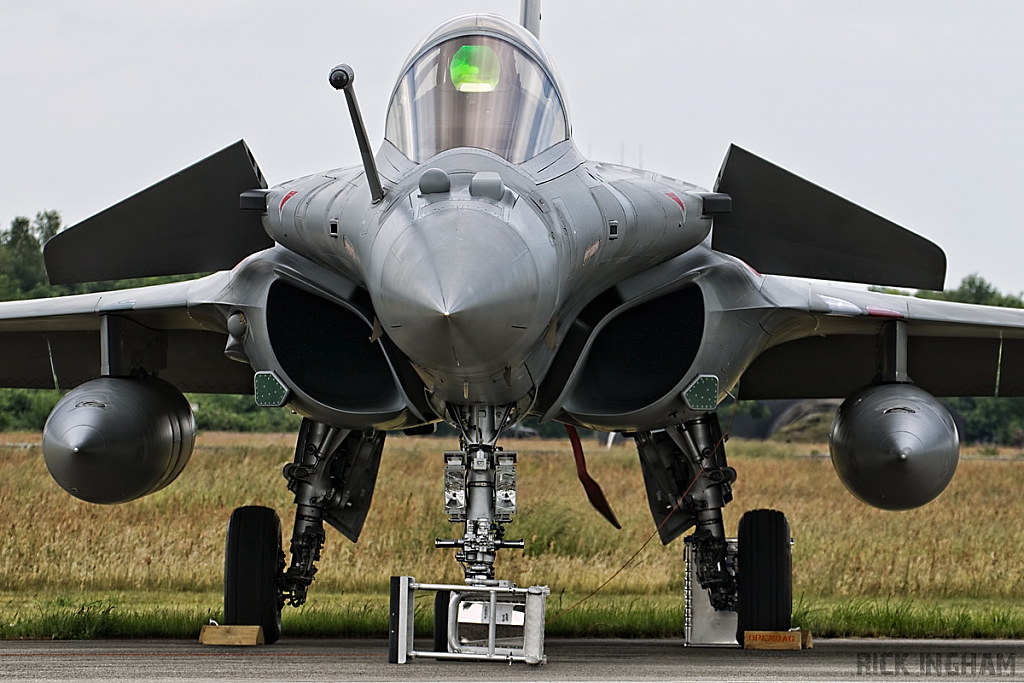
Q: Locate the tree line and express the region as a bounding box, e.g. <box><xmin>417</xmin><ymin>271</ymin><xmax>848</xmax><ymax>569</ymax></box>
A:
<box><xmin>1</xmin><ymin>211</ymin><xmax>1023</xmax><ymax>442</ymax></box>
<box><xmin>869</xmin><ymin>278</ymin><xmax>1024</xmax><ymax>445</ymax></box>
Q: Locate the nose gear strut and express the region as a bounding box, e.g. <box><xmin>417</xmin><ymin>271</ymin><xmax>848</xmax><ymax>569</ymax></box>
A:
<box><xmin>435</xmin><ymin>405</ymin><xmax>524</xmax><ymax>583</ymax></box>
<box><xmin>389</xmin><ymin>404</ymin><xmax>549</xmax><ymax>665</ymax></box>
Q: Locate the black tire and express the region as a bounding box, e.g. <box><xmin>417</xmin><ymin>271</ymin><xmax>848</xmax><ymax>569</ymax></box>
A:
<box><xmin>433</xmin><ymin>590</ymin><xmax>451</xmax><ymax>656</ymax></box>
<box><xmin>736</xmin><ymin>509</ymin><xmax>792</xmax><ymax>641</ymax></box>
<box><xmin>224</xmin><ymin>505</ymin><xmax>284</xmax><ymax>644</ymax></box>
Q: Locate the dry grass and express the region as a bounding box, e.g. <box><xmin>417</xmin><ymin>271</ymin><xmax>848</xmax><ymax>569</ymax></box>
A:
<box><xmin>3</xmin><ymin>432</ymin><xmax>1024</xmax><ymax>602</ymax></box>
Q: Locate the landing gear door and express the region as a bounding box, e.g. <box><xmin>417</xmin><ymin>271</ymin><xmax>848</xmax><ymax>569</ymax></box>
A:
<box><xmin>635</xmin><ymin>430</ymin><xmax>697</xmax><ymax>545</ymax></box>
<box><xmin>324</xmin><ymin>430</ymin><xmax>386</xmax><ymax>542</ymax></box>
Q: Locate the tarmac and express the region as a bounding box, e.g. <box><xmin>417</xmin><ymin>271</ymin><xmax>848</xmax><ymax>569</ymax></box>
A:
<box><xmin>2</xmin><ymin>638</ymin><xmax>1023</xmax><ymax>682</ymax></box>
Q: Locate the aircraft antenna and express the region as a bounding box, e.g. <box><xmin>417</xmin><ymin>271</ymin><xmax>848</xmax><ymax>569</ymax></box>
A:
<box><xmin>520</xmin><ymin>0</ymin><xmax>541</xmax><ymax>38</ymax></box>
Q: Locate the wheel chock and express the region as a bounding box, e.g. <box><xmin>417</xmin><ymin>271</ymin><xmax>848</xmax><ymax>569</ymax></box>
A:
<box><xmin>742</xmin><ymin>628</ymin><xmax>812</xmax><ymax>650</ymax></box>
<box><xmin>199</xmin><ymin>624</ymin><xmax>265</xmax><ymax>646</ymax></box>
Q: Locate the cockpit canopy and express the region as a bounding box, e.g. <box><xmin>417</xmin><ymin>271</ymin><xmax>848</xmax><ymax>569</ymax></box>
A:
<box><xmin>385</xmin><ymin>15</ymin><xmax>569</xmax><ymax>165</ymax></box>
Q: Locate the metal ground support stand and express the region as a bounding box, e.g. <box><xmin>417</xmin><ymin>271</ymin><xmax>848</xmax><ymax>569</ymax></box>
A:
<box><xmin>388</xmin><ymin>576</ymin><xmax>549</xmax><ymax>664</ymax></box>
<box><xmin>684</xmin><ymin>536</ymin><xmax>739</xmax><ymax>647</ymax></box>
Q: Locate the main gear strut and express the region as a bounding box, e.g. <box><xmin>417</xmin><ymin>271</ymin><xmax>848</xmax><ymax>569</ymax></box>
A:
<box><xmin>281</xmin><ymin>419</ymin><xmax>385</xmax><ymax>606</ymax></box>
<box><xmin>635</xmin><ymin>413</ymin><xmax>738</xmax><ymax>609</ymax></box>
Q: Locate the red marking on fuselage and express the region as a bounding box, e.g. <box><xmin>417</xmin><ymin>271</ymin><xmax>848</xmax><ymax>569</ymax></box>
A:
<box><xmin>665</xmin><ymin>191</ymin><xmax>686</xmax><ymax>213</ymax></box>
<box><xmin>279</xmin><ymin>190</ymin><xmax>298</xmax><ymax>212</ymax></box>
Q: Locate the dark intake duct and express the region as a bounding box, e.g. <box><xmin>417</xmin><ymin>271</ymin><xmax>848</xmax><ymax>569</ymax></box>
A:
<box><xmin>42</xmin><ymin>377</ymin><xmax>196</xmax><ymax>504</ymax></box>
<box><xmin>829</xmin><ymin>384</ymin><xmax>958</xmax><ymax>510</ymax></box>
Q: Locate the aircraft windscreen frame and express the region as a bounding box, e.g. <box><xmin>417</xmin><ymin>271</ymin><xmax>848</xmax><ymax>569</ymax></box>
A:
<box><xmin>385</xmin><ymin>34</ymin><xmax>568</xmax><ymax>164</ymax></box>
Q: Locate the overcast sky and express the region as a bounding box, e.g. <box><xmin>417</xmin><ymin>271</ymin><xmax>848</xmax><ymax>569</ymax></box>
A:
<box><xmin>2</xmin><ymin>1</ymin><xmax>1022</xmax><ymax>294</ymax></box>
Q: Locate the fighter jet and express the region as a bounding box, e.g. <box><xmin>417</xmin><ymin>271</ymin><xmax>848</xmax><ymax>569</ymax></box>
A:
<box><xmin>10</xmin><ymin>2</ymin><xmax>1024</xmax><ymax>649</ymax></box>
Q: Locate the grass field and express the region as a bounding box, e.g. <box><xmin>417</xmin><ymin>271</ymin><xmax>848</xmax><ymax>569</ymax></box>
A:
<box><xmin>2</xmin><ymin>431</ymin><xmax>1024</xmax><ymax>638</ymax></box>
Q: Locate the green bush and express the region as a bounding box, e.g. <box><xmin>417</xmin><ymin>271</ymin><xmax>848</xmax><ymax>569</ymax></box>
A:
<box><xmin>0</xmin><ymin>389</ymin><xmax>62</xmax><ymax>430</ymax></box>
<box><xmin>188</xmin><ymin>394</ymin><xmax>303</xmax><ymax>432</ymax></box>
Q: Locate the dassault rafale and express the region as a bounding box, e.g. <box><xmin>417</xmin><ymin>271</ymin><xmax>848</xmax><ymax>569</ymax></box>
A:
<box><xmin>10</xmin><ymin>0</ymin><xmax>1024</xmax><ymax>657</ymax></box>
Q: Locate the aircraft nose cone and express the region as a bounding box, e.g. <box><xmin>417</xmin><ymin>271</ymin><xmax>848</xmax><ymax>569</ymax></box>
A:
<box><xmin>376</xmin><ymin>209</ymin><xmax>541</xmax><ymax>376</ymax></box>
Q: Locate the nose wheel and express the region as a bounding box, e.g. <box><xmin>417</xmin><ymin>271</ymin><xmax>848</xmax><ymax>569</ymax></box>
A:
<box><xmin>433</xmin><ymin>590</ymin><xmax>452</xmax><ymax>655</ymax></box>
<box><xmin>224</xmin><ymin>505</ymin><xmax>285</xmax><ymax>644</ymax></box>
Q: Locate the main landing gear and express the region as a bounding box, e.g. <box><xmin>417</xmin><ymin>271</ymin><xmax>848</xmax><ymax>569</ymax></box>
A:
<box><xmin>221</xmin><ymin>407</ymin><xmax>541</xmax><ymax>653</ymax></box>
<box><xmin>634</xmin><ymin>412</ymin><xmax>791</xmax><ymax>640</ymax></box>
<box><xmin>221</xmin><ymin>408</ymin><xmax>789</xmax><ymax>650</ymax></box>
<box><xmin>736</xmin><ymin>508</ymin><xmax>792</xmax><ymax>639</ymax></box>
<box><xmin>222</xmin><ymin>418</ymin><xmax>385</xmax><ymax>643</ymax></box>
<box><xmin>224</xmin><ymin>506</ymin><xmax>285</xmax><ymax>643</ymax></box>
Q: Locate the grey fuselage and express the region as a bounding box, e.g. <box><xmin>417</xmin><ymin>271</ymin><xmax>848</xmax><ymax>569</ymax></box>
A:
<box><xmin>256</xmin><ymin>140</ymin><xmax>733</xmax><ymax>420</ymax></box>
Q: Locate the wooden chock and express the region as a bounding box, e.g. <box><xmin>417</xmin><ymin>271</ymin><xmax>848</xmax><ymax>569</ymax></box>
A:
<box><xmin>743</xmin><ymin>628</ymin><xmax>810</xmax><ymax>650</ymax></box>
<box><xmin>199</xmin><ymin>624</ymin><xmax>265</xmax><ymax>646</ymax></box>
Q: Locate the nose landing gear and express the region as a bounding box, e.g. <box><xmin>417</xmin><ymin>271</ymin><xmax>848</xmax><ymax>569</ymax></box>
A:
<box><xmin>435</xmin><ymin>405</ymin><xmax>524</xmax><ymax>583</ymax></box>
<box><xmin>390</xmin><ymin>404</ymin><xmax>549</xmax><ymax>664</ymax></box>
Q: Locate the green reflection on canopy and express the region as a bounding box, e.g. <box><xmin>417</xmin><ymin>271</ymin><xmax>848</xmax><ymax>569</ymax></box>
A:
<box><xmin>450</xmin><ymin>45</ymin><xmax>501</xmax><ymax>93</ymax></box>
